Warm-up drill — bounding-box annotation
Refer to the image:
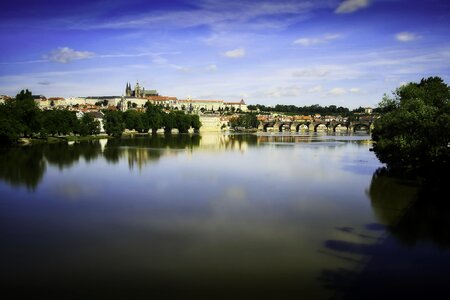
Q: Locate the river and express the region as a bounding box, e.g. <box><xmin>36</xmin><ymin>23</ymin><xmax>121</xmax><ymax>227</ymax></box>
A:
<box><xmin>1</xmin><ymin>132</ymin><xmax>449</xmax><ymax>299</ymax></box>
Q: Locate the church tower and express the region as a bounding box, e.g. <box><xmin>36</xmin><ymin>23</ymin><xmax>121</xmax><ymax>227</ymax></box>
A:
<box><xmin>125</xmin><ymin>82</ymin><xmax>132</xmax><ymax>97</ymax></box>
<box><xmin>134</xmin><ymin>81</ymin><xmax>140</xmax><ymax>98</ymax></box>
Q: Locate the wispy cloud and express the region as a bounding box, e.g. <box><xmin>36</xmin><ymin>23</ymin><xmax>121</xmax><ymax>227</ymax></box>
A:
<box><xmin>205</xmin><ymin>64</ymin><xmax>217</xmax><ymax>72</ymax></box>
<box><xmin>293</xmin><ymin>33</ymin><xmax>341</xmax><ymax>46</ymax></box>
<box><xmin>80</xmin><ymin>0</ymin><xmax>333</xmax><ymax>32</ymax></box>
<box><xmin>335</xmin><ymin>0</ymin><xmax>371</xmax><ymax>14</ymax></box>
<box><xmin>264</xmin><ymin>85</ymin><xmax>303</xmax><ymax>98</ymax></box>
<box><xmin>43</xmin><ymin>47</ymin><xmax>94</xmax><ymax>63</ymax></box>
<box><xmin>224</xmin><ymin>48</ymin><xmax>246</xmax><ymax>58</ymax></box>
<box><xmin>395</xmin><ymin>32</ymin><xmax>420</xmax><ymax>42</ymax></box>
<box><xmin>308</xmin><ymin>85</ymin><xmax>323</xmax><ymax>93</ymax></box>
<box><xmin>328</xmin><ymin>87</ymin><xmax>347</xmax><ymax>96</ymax></box>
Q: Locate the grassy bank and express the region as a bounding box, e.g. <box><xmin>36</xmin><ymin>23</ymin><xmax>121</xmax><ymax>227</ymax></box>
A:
<box><xmin>18</xmin><ymin>135</ymin><xmax>112</xmax><ymax>145</ymax></box>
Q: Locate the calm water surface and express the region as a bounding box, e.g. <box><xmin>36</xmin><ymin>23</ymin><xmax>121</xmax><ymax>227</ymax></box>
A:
<box><xmin>1</xmin><ymin>132</ymin><xmax>449</xmax><ymax>299</ymax></box>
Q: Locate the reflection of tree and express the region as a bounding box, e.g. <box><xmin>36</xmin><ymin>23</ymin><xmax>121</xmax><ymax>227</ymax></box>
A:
<box><xmin>318</xmin><ymin>168</ymin><xmax>450</xmax><ymax>299</ymax></box>
<box><xmin>368</xmin><ymin>167</ymin><xmax>450</xmax><ymax>248</ymax></box>
<box><xmin>43</xmin><ymin>141</ymin><xmax>102</xmax><ymax>169</ymax></box>
<box><xmin>0</xmin><ymin>141</ymin><xmax>103</xmax><ymax>189</ymax></box>
<box><xmin>103</xmin><ymin>134</ymin><xmax>203</xmax><ymax>169</ymax></box>
<box><xmin>0</xmin><ymin>146</ymin><xmax>46</xmax><ymax>190</ymax></box>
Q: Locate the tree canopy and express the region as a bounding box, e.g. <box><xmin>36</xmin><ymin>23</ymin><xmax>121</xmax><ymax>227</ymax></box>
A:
<box><xmin>372</xmin><ymin>77</ymin><xmax>450</xmax><ymax>175</ymax></box>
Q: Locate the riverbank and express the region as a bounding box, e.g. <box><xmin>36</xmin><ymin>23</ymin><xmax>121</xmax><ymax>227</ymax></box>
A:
<box><xmin>19</xmin><ymin>135</ymin><xmax>112</xmax><ymax>145</ymax></box>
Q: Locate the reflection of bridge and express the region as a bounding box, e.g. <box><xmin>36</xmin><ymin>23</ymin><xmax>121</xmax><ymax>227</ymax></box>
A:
<box><xmin>258</xmin><ymin>120</ymin><xmax>373</xmax><ymax>132</ymax></box>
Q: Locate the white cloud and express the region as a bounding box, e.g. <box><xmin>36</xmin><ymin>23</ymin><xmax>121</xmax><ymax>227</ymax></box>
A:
<box><xmin>328</xmin><ymin>87</ymin><xmax>347</xmax><ymax>96</ymax></box>
<box><xmin>85</xmin><ymin>0</ymin><xmax>333</xmax><ymax>33</ymax></box>
<box><xmin>308</xmin><ymin>85</ymin><xmax>323</xmax><ymax>93</ymax></box>
<box><xmin>349</xmin><ymin>87</ymin><xmax>360</xmax><ymax>93</ymax></box>
<box><xmin>43</xmin><ymin>47</ymin><xmax>94</xmax><ymax>63</ymax></box>
<box><xmin>293</xmin><ymin>33</ymin><xmax>341</xmax><ymax>46</ymax></box>
<box><xmin>264</xmin><ymin>85</ymin><xmax>303</xmax><ymax>98</ymax></box>
<box><xmin>169</xmin><ymin>64</ymin><xmax>190</xmax><ymax>72</ymax></box>
<box><xmin>224</xmin><ymin>48</ymin><xmax>246</xmax><ymax>58</ymax></box>
<box><xmin>335</xmin><ymin>0</ymin><xmax>371</xmax><ymax>14</ymax></box>
<box><xmin>205</xmin><ymin>64</ymin><xmax>217</xmax><ymax>71</ymax></box>
<box><xmin>395</xmin><ymin>32</ymin><xmax>419</xmax><ymax>42</ymax></box>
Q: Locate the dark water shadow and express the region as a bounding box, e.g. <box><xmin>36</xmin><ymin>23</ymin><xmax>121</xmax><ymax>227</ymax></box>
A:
<box><xmin>318</xmin><ymin>167</ymin><xmax>450</xmax><ymax>299</ymax></box>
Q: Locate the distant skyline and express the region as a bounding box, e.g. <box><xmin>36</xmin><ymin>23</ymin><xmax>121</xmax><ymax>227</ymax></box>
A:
<box><xmin>1</xmin><ymin>0</ymin><xmax>449</xmax><ymax>108</ymax></box>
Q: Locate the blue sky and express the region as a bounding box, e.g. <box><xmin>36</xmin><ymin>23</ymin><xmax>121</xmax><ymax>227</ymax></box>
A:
<box><xmin>1</xmin><ymin>0</ymin><xmax>449</xmax><ymax>108</ymax></box>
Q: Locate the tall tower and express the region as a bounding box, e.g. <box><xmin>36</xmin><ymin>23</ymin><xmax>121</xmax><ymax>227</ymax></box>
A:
<box><xmin>125</xmin><ymin>82</ymin><xmax>132</xmax><ymax>97</ymax></box>
<box><xmin>134</xmin><ymin>81</ymin><xmax>140</xmax><ymax>98</ymax></box>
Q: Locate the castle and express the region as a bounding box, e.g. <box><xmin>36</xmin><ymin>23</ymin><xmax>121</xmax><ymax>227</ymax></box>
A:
<box><xmin>125</xmin><ymin>81</ymin><xmax>159</xmax><ymax>98</ymax></box>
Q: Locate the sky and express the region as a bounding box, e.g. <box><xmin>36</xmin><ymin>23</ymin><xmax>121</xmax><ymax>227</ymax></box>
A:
<box><xmin>0</xmin><ymin>0</ymin><xmax>449</xmax><ymax>108</ymax></box>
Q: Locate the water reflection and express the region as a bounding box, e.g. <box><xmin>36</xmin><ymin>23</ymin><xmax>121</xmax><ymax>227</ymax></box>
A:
<box><xmin>0</xmin><ymin>134</ymin><xmax>260</xmax><ymax>189</ymax></box>
<box><xmin>368</xmin><ymin>168</ymin><xmax>450</xmax><ymax>248</ymax></box>
<box><xmin>318</xmin><ymin>168</ymin><xmax>450</xmax><ymax>299</ymax></box>
<box><xmin>0</xmin><ymin>142</ymin><xmax>103</xmax><ymax>190</ymax></box>
<box><xmin>0</xmin><ymin>146</ymin><xmax>46</xmax><ymax>189</ymax></box>
<box><xmin>2</xmin><ymin>133</ymin><xmax>448</xmax><ymax>299</ymax></box>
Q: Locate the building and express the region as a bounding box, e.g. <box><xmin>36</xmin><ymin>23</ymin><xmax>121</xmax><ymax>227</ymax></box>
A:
<box><xmin>125</xmin><ymin>81</ymin><xmax>159</xmax><ymax>98</ymax></box>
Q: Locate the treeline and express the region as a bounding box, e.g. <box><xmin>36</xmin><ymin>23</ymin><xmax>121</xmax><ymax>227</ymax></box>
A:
<box><xmin>372</xmin><ymin>76</ymin><xmax>450</xmax><ymax>177</ymax></box>
<box><xmin>0</xmin><ymin>90</ymin><xmax>201</xmax><ymax>144</ymax></box>
<box><xmin>230</xmin><ymin>113</ymin><xmax>259</xmax><ymax>129</ymax></box>
<box><xmin>104</xmin><ymin>106</ymin><xmax>201</xmax><ymax>137</ymax></box>
<box><xmin>248</xmin><ymin>104</ymin><xmax>367</xmax><ymax>115</ymax></box>
<box><xmin>0</xmin><ymin>90</ymin><xmax>100</xmax><ymax>144</ymax></box>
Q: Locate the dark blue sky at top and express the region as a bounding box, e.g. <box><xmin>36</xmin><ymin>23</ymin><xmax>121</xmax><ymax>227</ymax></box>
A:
<box><xmin>1</xmin><ymin>0</ymin><xmax>449</xmax><ymax>107</ymax></box>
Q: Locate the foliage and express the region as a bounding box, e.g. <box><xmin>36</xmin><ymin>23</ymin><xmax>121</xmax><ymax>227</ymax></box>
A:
<box><xmin>163</xmin><ymin>111</ymin><xmax>177</xmax><ymax>133</ymax></box>
<box><xmin>12</xmin><ymin>90</ymin><xmax>41</xmax><ymax>137</ymax></box>
<box><xmin>372</xmin><ymin>77</ymin><xmax>450</xmax><ymax>175</ymax></box>
<box><xmin>0</xmin><ymin>90</ymin><xmax>41</xmax><ymax>143</ymax></box>
<box><xmin>190</xmin><ymin>114</ymin><xmax>201</xmax><ymax>131</ymax></box>
<box><xmin>41</xmin><ymin>110</ymin><xmax>79</xmax><ymax>136</ymax></box>
<box><xmin>104</xmin><ymin>110</ymin><xmax>125</xmax><ymax>137</ymax></box>
<box><xmin>0</xmin><ymin>104</ymin><xmax>21</xmax><ymax>144</ymax></box>
<box><xmin>145</xmin><ymin>104</ymin><xmax>164</xmax><ymax>133</ymax></box>
<box><xmin>230</xmin><ymin>113</ymin><xmax>259</xmax><ymax>129</ymax></box>
<box><xmin>80</xmin><ymin>113</ymin><xmax>100</xmax><ymax>136</ymax></box>
<box><xmin>0</xmin><ymin>90</ymin><xmax>203</xmax><ymax>144</ymax></box>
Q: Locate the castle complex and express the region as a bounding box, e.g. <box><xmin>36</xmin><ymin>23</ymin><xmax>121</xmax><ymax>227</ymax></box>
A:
<box><xmin>31</xmin><ymin>81</ymin><xmax>248</xmax><ymax>113</ymax></box>
<box><xmin>125</xmin><ymin>82</ymin><xmax>158</xmax><ymax>98</ymax></box>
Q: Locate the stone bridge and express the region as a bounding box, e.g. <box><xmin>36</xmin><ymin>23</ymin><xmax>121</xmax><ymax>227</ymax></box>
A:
<box><xmin>258</xmin><ymin>120</ymin><xmax>373</xmax><ymax>132</ymax></box>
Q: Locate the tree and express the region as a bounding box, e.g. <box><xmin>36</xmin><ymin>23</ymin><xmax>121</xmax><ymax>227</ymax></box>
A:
<box><xmin>0</xmin><ymin>103</ymin><xmax>21</xmax><ymax>144</ymax></box>
<box><xmin>230</xmin><ymin>113</ymin><xmax>259</xmax><ymax>129</ymax></box>
<box><xmin>175</xmin><ymin>112</ymin><xmax>191</xmax><ymax>133</ymax></box>
<box><xmin>80</xmin><ymin>113</ymin><xmax>100</xmax><ymax>136</ymax></box>
<box><xmin>163</xmin><ymin>111</ymin><xmax>176</xmax><ymax>133</ymax></box>
<box><xmin>190</xmin><ymin>114</ymin><xmax>201</xmax><ymax>132</ymax></box>
<box><xmin>12</xmin><ymin>90</ymin><xmax>41</xmax><ymax>137</ymax></box>
<box><xmin>104</xmin><ymin>111</ymin><xmax>125</xmax><ymax>137</ymax></box>
<box><xmin>146</xmin><ymin>104</ymin><xmax>163</xmax><ymax>133</ymax></box>
<box><xmin>372</xmin><ymin>77</ymin><xmax>450</xmax><ymax>175</ymax></box>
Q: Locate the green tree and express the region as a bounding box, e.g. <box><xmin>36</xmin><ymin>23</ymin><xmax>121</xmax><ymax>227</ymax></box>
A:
<box><xmin>146</xmin><ymin>104</ymin><xmax>164</xmax><ymax>133</ymax></box>
<box><xmin>175</xmin><ymin>112</ymin><xmax>191</xmax><ymax>133</ymax></box>
<box><xmin>104</xmin><ymin>111</ymin><xmax>125</xmax><ymax>137</ymax></box>
<box><xmin>163</xmin><ymin>111</ymin><xmax>176</xmax><ymax>133</ymax></box>
<box><xmin>12</xmin><ymin>90</ymin><xmax>41</xmax><ymax>137</ymax></box>
<box><xmin>80</xmin><ymin>113</ymin><xmax>100</xmax><ymax>136</ymax></box>
<box><xmin>0</xmin><ymin>103</ymin><xmax>21</xmax><ymax>144</ymax></box>
<box><xmin>230</xmin><ymin>113</ymin><xmax>259</xmax><ymax>129</ymax></box>
<box><xmin>372</xmin><ymin>77</ymin><xmax>450</xmax><ymax>175</ymax></box>
<box><xmin>190</xmin><ymin>114</ymin><xmax>201</xmax><ymax>132</ymax></box>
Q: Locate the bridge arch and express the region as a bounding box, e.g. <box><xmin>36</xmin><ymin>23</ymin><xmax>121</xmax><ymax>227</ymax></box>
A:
<box><xmin>314</xmin><ymin>123</ymin><xmax>329</xmax><ymax>132</ymax></box>
<box><xmin>352</xmin><ymin>123</ymin><xmax>371</xmax><ymax>132</ymax></box>
<box><xmin>296</xmin><ymin>123</ymin><xmax>310</xmax><ymax>132</ymax></box>
<box><xmin>333</xmin><ymin>123</ymin><xmax>349</xmax><ymax>132</ymax></box>
<box><xmin>263</xmin><ymin>123</ymin><xmax>271</xmax><ymax>132</ymax></box>
<box><xmin>278</xmin><ymin>122</ymin><xmax>291</xmax><ymax>132</ymax></box>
